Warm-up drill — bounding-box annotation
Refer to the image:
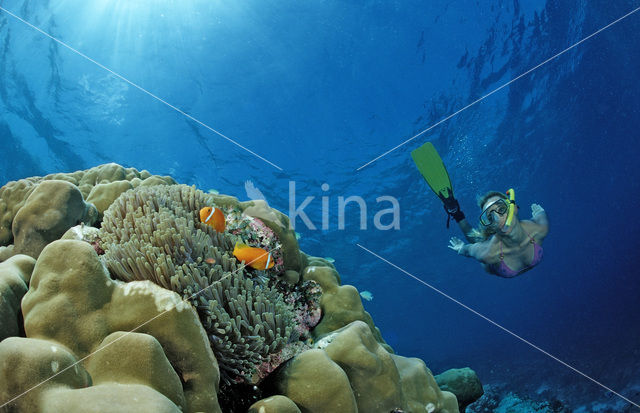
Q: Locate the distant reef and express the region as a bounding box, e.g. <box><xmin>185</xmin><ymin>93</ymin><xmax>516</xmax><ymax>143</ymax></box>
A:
<box><xmin>0</xmin><ymin>163</ymin><xmax>481</xmax><ymax>412</ymax></box>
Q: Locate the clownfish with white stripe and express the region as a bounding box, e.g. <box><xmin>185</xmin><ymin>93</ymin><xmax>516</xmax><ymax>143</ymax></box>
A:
<box><xmin>233</xmin><ymin>242</ymin><xmax>274</xmax><ymax>270</ymax></box>
<box><xmin>199</xmin><ymin>207</ymin><xmax>226</xmax><ymax>232</ymax></box>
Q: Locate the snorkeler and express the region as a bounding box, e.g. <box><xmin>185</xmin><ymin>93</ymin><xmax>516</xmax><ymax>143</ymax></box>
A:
<box><xmin>447</xmin><ymin>189</ymin><xmax>548</xmax><ymax>277</ymax></box>
<box><xmin>411</xmin><ymin>142</ymin><xmax>548</xmax><ymax>277</ymax></box>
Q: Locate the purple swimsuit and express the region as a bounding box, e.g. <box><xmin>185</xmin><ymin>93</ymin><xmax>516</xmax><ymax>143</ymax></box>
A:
<box><xmin>488</xmin><ymin>232</ymin><xmax>543</xmax><ymax>278</ymax></box>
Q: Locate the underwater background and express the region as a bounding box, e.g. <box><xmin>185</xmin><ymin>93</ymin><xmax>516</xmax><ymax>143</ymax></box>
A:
<box><xmin>1</xmin><ymin>0</ymin><xmax>639</xmax><ymax>411</ymax></box>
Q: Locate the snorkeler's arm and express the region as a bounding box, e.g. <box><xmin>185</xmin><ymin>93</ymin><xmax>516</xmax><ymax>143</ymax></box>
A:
<box><xmin>530</xmin><ymin>203</ymin><xmax>549</xmax><ymax>238</ymax></box>
<box><xmin>458</xmin><ymin>242</ymin><xmax>487</xmax><ymax>259</ymax></box>
<box><xmin>444</xmin><ymin>198</ymin><xmax>482</xmax><ymax>243</ymax></box>
<box><xmin>449</xmin><ymin>237</ymin><xmax>487</xmax><ymax>260</ymax></box>
<box><xmin>456</xmin><ymin>219</ymin><xmax>479</xmax><ymax>243</ymax></box>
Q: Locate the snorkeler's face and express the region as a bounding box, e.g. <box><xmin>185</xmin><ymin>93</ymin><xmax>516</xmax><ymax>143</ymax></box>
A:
<box><xmin>480</xmin><ymin>197</ymin><xmax>509</xmax><ymax>228</ymax></box>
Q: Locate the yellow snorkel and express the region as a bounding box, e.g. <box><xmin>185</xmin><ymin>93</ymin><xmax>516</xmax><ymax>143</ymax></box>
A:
<box><xmin>504</xmin><ymin>188</ymin><xmax>516</xmax><ymax>229</ymax></box>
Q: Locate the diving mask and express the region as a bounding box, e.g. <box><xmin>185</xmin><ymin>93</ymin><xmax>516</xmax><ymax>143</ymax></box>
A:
<box><xmin>479</xmin><ymin>189</ymin><xmax>516</xmax><ymax>228</ymax></box>
<box><xmin>479</xmin><ymin>198</ymin><xmax>509</xmax><ymax>226</ymax></box>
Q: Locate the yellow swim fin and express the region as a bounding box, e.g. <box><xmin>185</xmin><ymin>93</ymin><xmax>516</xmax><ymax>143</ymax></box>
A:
<box><xmin>411</xmin><ymin>142</ymin><xmax>454</xmax><ymax>202</ymax></box>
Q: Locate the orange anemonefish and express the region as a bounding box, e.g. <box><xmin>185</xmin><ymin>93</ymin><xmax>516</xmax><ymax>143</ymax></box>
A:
<box><xmin>199</xmin><ymin>207</ymin><xmax>226</xmax><ymax>232</ymax></box>
<box><xmin>232</xmin><ymin>242</ymin><xmax>274</xmax><ymax>270</ymax></box>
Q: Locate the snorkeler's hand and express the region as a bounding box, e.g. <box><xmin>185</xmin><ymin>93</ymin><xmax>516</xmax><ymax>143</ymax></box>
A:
<box><xmin>531</xmin><ymin>203</ymin><xmax>545</xmax><ymax>218</ymax></box>
<box><xmin>443</xmin><ymin>197</ymin><xmax>465</xmax><ymax>222</ymax></box>
<box><xmin>448</xmin><ymin>237</ymin><xmax>465</xmax><ymax>254</ymax></box>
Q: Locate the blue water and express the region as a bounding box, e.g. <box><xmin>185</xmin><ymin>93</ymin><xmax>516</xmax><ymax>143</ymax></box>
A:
<box><xmin>2</xmin><ymin>0</ymin><xmax>640</xmax><ymax>410</ymax></box>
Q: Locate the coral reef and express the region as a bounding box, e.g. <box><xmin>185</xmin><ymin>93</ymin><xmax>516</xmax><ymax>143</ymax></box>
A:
<box><xmin>0</xmin><ymin>163</ymin><xmax>175</xmax><ymax>250</ymax></box>
<box><xmin>248</xmin><ymin>395</ymin><xmax>301</xmax><ymax>413</ymax></box>
<box><xmin>467</xmin><ymin>385</ymin><xmax>570</xmax><ymax>413</ymax></box>
<box><xmin>266</xmin><ymin>321</ymin><xmax>459</xmax><ymax>412</ymax></box>
<box><xmin>271</xmin><ymin>348</ymin><xmax>358</xmax><ymax>412</ymax></box>
<box><xmin>0</xmin><ymin>164</ymin><xmax>477</xmax><ymax>413</ymax></box>
<box><xmin>0</xmin><ymin>254</ymin><xmax>35</xmax><ymax>341</ymax></box>
<box><xmin>12</xmin><ymin>180</ymin><xmax>98</xmax><ymax>258</ymax></box>
<box><xmin>301</xmin><ymin>263</ymin><xmax>389</xmax><ymax>349</ymax></box>
<box><xmin>468</xmin><ymin>393</ymin><xmax>568</xmax><ymax>413</ymax></box>
<box><xmin>0</xmin><ymin>336</ymin><xmax>185</xmax><ymax>413</ymax></box>
<box><xmin>435</xmin><ymin>367</ymin><xmax>484</xmax><ymax>412</ymax></box>
<box><xmin>2</xmin><ymin>240</ymin><xmax>221</xmax><ymax>412</ymax></box>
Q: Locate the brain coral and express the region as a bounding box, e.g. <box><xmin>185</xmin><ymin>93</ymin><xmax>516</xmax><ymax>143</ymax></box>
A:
<box><xmin>98</xmin><ymin>184</ymin><xmax>299</xmax><ymax>386</ymax></box>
